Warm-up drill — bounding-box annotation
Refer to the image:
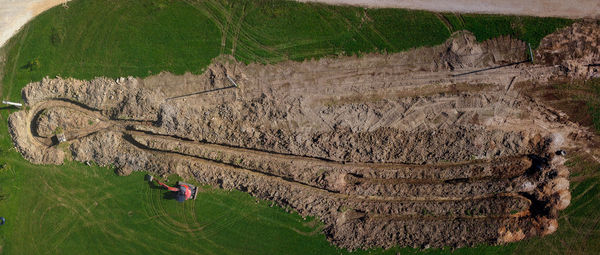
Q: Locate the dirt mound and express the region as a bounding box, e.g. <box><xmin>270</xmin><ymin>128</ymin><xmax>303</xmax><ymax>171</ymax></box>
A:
<box><xmin>440</xmin><ymin>32</ymin><xmax>527</xmax><ymax>70</ymax></box>
<box><xmin>22</xmin><ymin>76</ymin><xmax>164</xmax><ymax>121</ymax></box>
<box><xmin>34</xmin><ymin>107</ymin><xmax>95</xmax><ymax>137</ymax></box>
<box><xmin>8</xmin><ymin>25</ymin><xmax>593</xmax><ymax>249</ymax></box>
<box><xmin>537</xmin><ymin>20</ymin><xmax>600</xmax><ymax>78</ymax></box>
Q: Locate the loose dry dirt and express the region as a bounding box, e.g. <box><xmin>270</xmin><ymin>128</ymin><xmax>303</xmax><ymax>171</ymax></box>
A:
<box><xmin>8</xmin><ymin>24</ymin><xmax>599</xmax><ymax>249</ymax></box>
<box><xmin>537</xmin><ymin>21</ymin><xmax>600</xmax><ymax>79</ymax></box>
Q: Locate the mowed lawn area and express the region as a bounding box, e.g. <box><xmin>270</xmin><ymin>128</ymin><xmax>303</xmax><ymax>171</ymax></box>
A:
<box><xmin>2</xmin><ymin>0</ymin><xmax>597</xmax><ymax>254</ymax></box>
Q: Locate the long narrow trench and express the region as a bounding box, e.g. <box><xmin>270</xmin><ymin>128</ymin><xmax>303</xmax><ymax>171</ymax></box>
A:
<box><xmin>26</xmin><ymin>99</ymin><xmax>543</xmax><ymax>234</ymax></box>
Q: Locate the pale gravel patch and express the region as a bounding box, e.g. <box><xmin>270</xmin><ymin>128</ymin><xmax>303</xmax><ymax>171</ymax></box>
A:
<box><xmin>0</xmin><ymin>0</ymin><xmax>70</xmax><ymax>48</ymax></box>
<box><xmin>295</xmin><ymin>0</ymin><xmax>599</xmax><ymax>19</ymax></box>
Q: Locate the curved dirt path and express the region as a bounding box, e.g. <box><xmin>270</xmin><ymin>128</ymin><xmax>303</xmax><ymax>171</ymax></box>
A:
<box><xmin>24</xmin><ymin>98</ymin><xmax>539</xmax><ymax>206</ymax></box>
<box><xmin>297</xmin><ymin>0</ymin><xmax>600</xmax><ymax>19</ymax></box>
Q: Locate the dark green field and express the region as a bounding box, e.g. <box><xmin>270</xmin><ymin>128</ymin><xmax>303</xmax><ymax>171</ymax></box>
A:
<box><xmin>1</xmin><ymin>0</ymin><xmax>596</xmax><ymax>254</ymax></box>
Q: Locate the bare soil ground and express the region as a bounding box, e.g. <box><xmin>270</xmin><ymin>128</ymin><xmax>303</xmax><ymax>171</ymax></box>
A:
<box><xmin>296</xmin><ymin>0</ymin><xmax>600</xmax><ymax>19</ymax></box>
<box><xmin>8</xmin><ymin>23</ymin><xmax>600</xmax><ymax>249</ymax></box>
<box><xmin>537</xmin><ymin>21</ymin><xmax>600</xmax><ymax>79</ymax></box>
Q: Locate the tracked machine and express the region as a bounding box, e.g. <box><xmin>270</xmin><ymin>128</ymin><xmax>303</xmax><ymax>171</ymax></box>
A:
<box><xmin>146</xmin><ymin>174</ymin><xmax>199</xmax><ymax>202</ymax></box>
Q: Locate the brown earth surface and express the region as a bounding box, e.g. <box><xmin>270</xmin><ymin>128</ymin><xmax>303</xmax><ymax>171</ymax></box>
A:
<box><xmin>537</xmin><ymin>20</ymin><xmax>600</xmax><ymax>79</ymax></box>
<box><xmin>8</xmin><ymin>24</ymin><xmax>599</xmax><ymax>249</ymax></box>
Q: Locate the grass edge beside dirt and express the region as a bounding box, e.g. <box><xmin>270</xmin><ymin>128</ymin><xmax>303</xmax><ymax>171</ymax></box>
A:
<box><xmin>0</xmin><ymin>0</ymin><xmax>592</xmax><ymax>254</ymax></box>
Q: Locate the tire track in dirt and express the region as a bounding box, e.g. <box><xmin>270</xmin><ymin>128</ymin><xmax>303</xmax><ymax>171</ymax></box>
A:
<box><xmin>11</xmin><ymin>96</ymin><xmax>560</xmax><ymax>249</ymax></box>
<box><xmin>4</xmin><ymin>25</ymin><xmax>30</xmax><ymax>99</ymax></box>
<box><xmin>126</xmin><ymin>130</ymin><xmax>538</xmax><ymax>201</ymax></box>
<box><xmin>10</xmin><ymin>88</ymin><xmax>569</xmax><ymax>249</ymax></box>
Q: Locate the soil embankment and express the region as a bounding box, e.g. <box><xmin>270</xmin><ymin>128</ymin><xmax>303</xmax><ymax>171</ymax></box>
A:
<box><xmin>9</xmin><ymin>25</ymin><xmax>598</xmax><ymax>249</ymax></box>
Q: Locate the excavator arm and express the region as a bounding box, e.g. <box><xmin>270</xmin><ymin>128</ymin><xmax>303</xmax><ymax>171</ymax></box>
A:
<box><xmin>155</xmin><ymin>179</ymin><xmax>179</xmax><ymax>192</ymax></box>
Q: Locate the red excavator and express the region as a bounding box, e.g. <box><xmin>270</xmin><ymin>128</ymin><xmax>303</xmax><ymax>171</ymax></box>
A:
<box><xmin>146</xmin><ymin>175</ymin><xmax>198</xmax><ymax>202</ymax></box>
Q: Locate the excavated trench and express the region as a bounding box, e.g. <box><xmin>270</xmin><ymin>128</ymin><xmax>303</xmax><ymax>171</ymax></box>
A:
<box><xmin>8</xmin><ymin>25</ymin><xmax>599</xmax><ymax>249</ymax></box>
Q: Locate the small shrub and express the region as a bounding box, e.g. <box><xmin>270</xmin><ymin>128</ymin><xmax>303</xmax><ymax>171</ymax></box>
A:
<box><xmin>24</xmin><ymin>59</ymin><xmax>40</xmax><ymax>71</ymax></box>
<box><xmin>53</xmin><ymin>126</ymin><xmax>63</xmax><ymax>135</ymax></box>
<box><xmin>0</xmin><ymin>163</ymin><xmax>9</xmax><ymax>172</ymax></box>
<box><xmin>50</xmin><ymin>27</ymin><xmax>65</xmax><ymax>45</ymax></box>
<box><xmin>235</xmin><ymin>158</ymin><xmax>243</xmax><ymax>165</ymax></box>
<box><xmin>338</xmin><ymin>206</ymin><xmax>351</xmax><ymax>212</ymax></box>
<box><xmin>57</xmin><ymin>141</ymin><xmax>69</xmax><ymax>150</ymax></box>
<box><xmin>150</xmin><ymin>0</ymin><xmax>169</xmax><ymax>11</ymax></box>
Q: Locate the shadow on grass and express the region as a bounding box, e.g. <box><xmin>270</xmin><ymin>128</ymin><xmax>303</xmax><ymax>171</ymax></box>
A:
<box><xmin>0</xmin><ymin>106</ymin><xmax>18</xmax><ymax>111</ymax></box>
<box><xmin>146</xmin><ymin>178</ymin><xmax>179</xmax><ymax>201</ymax></box>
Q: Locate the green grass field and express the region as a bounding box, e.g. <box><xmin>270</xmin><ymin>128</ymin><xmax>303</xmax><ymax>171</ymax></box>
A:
<box><xmin>574</xmin><ymin>79</ymin><xmax>600</xmax><ymax>133</ymax></box>
<box><xmin>0</xmin><ymin>0</ymin><xmax>596</xmax><ymax>254</ymax></box>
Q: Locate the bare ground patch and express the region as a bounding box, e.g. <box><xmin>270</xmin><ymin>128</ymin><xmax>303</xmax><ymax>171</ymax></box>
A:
<box><xmin>8</xmin><ymin>22</ymin><xmax>600</xmax><ymax>249</ymax></box>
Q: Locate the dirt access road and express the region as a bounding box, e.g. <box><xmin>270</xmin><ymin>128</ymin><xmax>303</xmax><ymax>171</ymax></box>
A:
<box><xmin>297</xmin><ymin>0</ymin><xmax>600</xmax><ymax>19</ymax></box>
<box><xmin>0</xmin><ymin>0</ymin><xmax>69</xmax><ymax>48</ymax></box>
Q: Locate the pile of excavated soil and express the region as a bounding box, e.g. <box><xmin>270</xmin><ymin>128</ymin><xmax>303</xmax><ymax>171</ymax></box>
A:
<box><xmin>8</xmin><ymin>22</ymin><xmax>598</xmax><ymax>249</ymax></box>
<box><xmin>537</xmin><ymin>20</ymin><xmax>600</xmax><ymax>79</ymax></box>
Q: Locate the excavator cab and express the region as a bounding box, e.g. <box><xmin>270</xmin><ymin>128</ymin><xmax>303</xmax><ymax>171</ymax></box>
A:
<box><xmin>146</xmin><ymin>175</ymin><xmax>199</xmax><ymax>202</ymax></box>
<box><xmin>175</xmin><ymin>181</ymin><xmax>199</xmax><ymax>202</ymax></box>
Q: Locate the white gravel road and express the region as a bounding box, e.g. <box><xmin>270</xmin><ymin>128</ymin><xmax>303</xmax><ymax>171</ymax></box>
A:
<box><xmin>297</xmin><ymin>0</ymin><xmax>599</xmax><ymax>18</ymax></box>
<box><xmin>0</xmin><ymin>0</ymin><xmax>69</xmax><ymax>48</ymax></box>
